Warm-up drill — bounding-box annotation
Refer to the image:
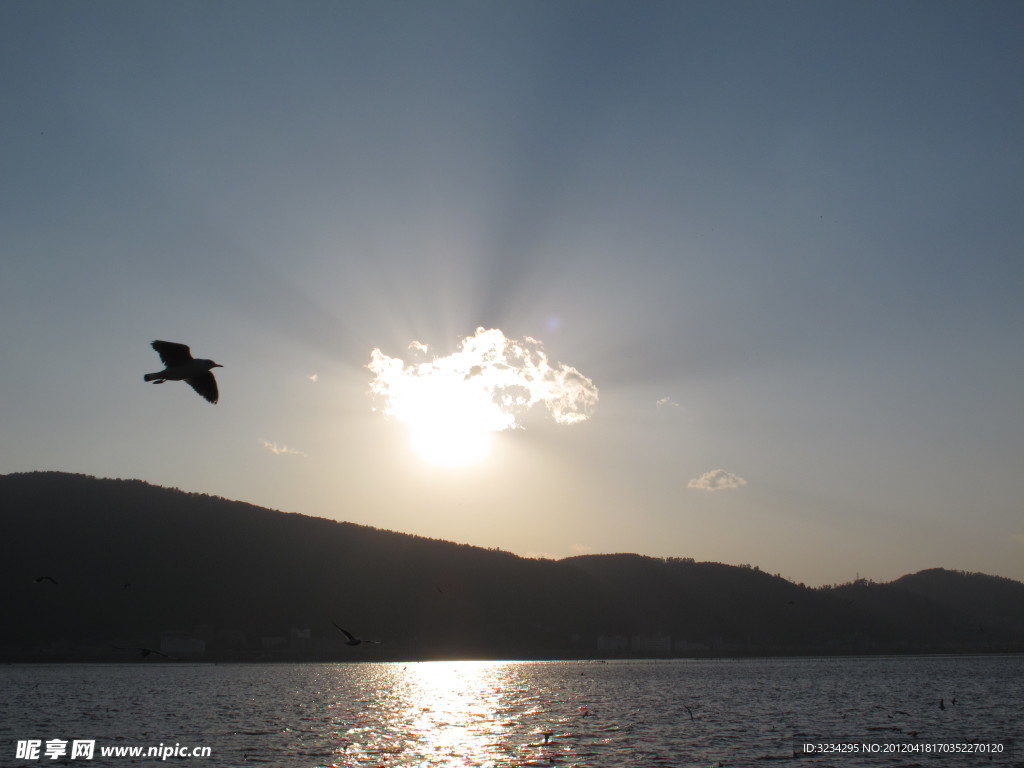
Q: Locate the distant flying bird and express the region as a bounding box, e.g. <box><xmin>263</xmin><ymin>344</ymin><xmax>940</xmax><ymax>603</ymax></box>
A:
<box><xmin>144</xmin><ymin>340</ymin><xmax>222</xmax><ymax>404</ymax></box>
<box><xmin>33</xmin><ymin>575</ymin><xmax>58</xmax><ymax>584</ymax></box>
<box><xmin>332</xmin><ymin>622</ymin><xmax>381</xmax><ymax>646</ymax></box>
<box><xmin>112</xmin><ymin>645</ymin><xmax>169</xmax><ymax>658</ymax></box>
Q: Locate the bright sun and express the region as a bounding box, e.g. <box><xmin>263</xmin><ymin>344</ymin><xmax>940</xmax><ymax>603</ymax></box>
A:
<box><xmin>367</xmin><ymin>328</ymin><xmax>599</xmax><ymax>468</ymax></box>
<box><xmin>382</xmin><ymin>370</ymin><xmax>503</xmax><ymax>468</ymax></box>
<box><xmin>408</xmin><ymin>414</ymin><xmax>492</xmax><ymax>468</ymax></box>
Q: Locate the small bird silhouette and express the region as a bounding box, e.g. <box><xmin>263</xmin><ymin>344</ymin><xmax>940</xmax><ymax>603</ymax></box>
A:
<box><xmin>34</xmin><ymin>576</ymin><xmax>58</xmax><ymax>584</ymax></box>
<box><xmin>145</xmin><ymin>340</ymin><xmax>222</xmax><ymax>403</ymax></box>
<box><xmin>112</xmin><ymin>645</ymin><xmax>169</xmax><ymax>658</ymax></box>
<box><xmin>332</xmin><ymin>622</ymin><xmax>381</xmax><ymax>646</ymax></box>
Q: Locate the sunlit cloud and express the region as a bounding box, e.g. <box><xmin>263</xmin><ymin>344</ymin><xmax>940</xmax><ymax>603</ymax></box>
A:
<box><xmin>656</xmin><ymin>396</ymin><xmax>680</xmax><ymax>409</ymax></box>
<box><xmin>367</xmin><ymin>327</ymin><xmax>598</xmax><ymax>466</ymax></box>
<box><xmin>260</xmin><ymin>439</ymin><xmax>307</xmax><ymax>457</ymax></box>
<box><xmin>688</xmin><ymin>469</ymin><xmax>747</xmax><ymax>491</ymax></box>
<box><xmin>308</xmin><ymin>373</ymin><xmax>318</xmax><ymax>383</ymax></box>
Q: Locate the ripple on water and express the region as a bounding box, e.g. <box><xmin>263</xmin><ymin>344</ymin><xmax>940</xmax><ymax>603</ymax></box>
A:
<box><xmin>1</xmin><ymin>657</ymin><xmax>1022</xmax><ymax>768</ymax></box>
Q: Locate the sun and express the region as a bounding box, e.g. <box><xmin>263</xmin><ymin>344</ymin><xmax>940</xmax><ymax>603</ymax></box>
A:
<box><xmin>367</xmin><ymin>328</ymin><xmax>599</xmax><ymax>468</ymax></box>
<box><xmin>407</xmin><ymin>414</ymin><xmax>492</xmax><ymax>468</ymax></box>
<box><xmin>383</xmin><ymin>373</ymin><xmax>500</xmax><ymax>468</ymax></box>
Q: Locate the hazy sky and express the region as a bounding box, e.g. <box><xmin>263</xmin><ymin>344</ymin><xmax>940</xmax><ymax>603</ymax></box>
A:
<box><xmin>3</xmin><ymin>1</ymin><xmax>1022</xmax><ymax>586</ymax></box>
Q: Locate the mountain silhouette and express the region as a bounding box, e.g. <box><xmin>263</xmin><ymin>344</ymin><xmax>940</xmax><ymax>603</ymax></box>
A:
<box><xmin>2</xmin><ymin>471</ymin><xmax>1022</xmax><ymax>661</ymax></box>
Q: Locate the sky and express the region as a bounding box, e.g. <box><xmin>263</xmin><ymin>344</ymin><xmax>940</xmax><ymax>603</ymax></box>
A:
<box><xmin>2</xmin><ymin>0</ymin><xmax>1022</xmax><ymax>587</ymax></box>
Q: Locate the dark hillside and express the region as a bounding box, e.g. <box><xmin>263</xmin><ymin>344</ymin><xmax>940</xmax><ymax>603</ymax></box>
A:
<box><xmin>893</xmin><ymin>568</ymin><xmax>1024</xmax><ymax>637</ymax></box>
<box><xmin>2</xmin><ymin>472</ymin><xmax>1022</xmax><ymax>661</ymax></box>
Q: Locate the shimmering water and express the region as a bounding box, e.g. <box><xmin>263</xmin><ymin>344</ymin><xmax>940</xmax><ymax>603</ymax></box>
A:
<box><xmin>2</xmin><ymin>656</ymin><xmax>1021</xmax><ymax>767</ymax></box>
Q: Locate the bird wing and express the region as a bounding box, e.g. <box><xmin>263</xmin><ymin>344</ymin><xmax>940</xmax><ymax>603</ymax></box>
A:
<box><xmin>186</xmin><ymin>372</ymin><xmax>219</xmax><ymax>404</ymax></box>
<box><xmin>332</xmin><ymin>622</ymin><xmax>357</xmax><ymax>642</ymax></box>
<box><xmin>151</xmin><ymin>340</ymin><xmax>194</xmax><ymax>366</ymax></box>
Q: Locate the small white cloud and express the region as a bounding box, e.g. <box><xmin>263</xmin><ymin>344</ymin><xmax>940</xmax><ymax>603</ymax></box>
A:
<box><xmin>308</xmin><ymin>373</ymin><xmax>319</xmax><ymax>383</ymax></box>
<box><xmin>656</xmin><ymin>396</ymin><xmax>680</xmax><ymax>409</ymax></box>
<box><xmin>688</xmin><ymin>469</ymin><xmax>747</xmax><ymax>491</ymax></box>
<box><xmin>408</xmin><ymin>340</ymin><xmax>430</xmax><ymax>354</ymax></box>
<box><xmin>260</xmin><ymin>439</ymin><xmax>307</xmax><ymax>457</ymax></box>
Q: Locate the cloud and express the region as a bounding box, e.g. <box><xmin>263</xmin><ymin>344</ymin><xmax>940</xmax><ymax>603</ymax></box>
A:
<box><xmin>688</xmin><ymin>469</ymin><xmax>747</xmax><ymax>491</ymax></box>
<box><xmin>260</xmin><ymin>439</ymin><xmax>307</xmax><ymax>457</ymax></box>
<box><xmin>367</xmin><ymin>327</ymin><xmax>599</xmax><ymax>433</ymax></box>
<box><xmin>308</xmin><ymin>373</ymin><xmax>318</xmax><ymax>383</ymax></box>
<box><xmin>656</xmin><ymin>396</ymin><xmax>680</xmax><ymax>409</ymax></box>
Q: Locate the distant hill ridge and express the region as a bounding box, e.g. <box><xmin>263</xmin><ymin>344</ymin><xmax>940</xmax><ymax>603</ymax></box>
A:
<box><xmin>2</xmin><ymin>471</ymin><xmax>1022</xmax><ymax>661</ymax></box>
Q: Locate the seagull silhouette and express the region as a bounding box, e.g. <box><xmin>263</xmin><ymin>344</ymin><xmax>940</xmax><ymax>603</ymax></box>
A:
<box><xmin>112</xmin><ymin>645</ymin><xmax>169</xmax><ymax>658</ymax></box>
<box><xmin>34</xmin><ymin>575</ymin><xmax>58</xmax><ymax>584</ymax></box>
<box><xmin>144</xmin><ymin>340</ymin><xmax>222</xmax><ymax>404</ymax></box>
<box><xmin>332</xmin><ymin>622</ymin><xmax>381</xmax><ymax>646</ymax></box>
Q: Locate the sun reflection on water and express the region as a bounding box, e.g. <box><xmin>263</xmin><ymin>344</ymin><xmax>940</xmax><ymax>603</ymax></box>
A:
<box><xmin>338</xmin><ymin>660</ymin><xmax>542</xmax><ymax>766</ymax></box>
<box><xmin>403</xmin><ymin>661</ymin><xmax>509</xmax><ymax>759</ymax></box>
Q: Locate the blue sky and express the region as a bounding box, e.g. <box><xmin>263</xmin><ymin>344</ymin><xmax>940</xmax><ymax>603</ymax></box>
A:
<box><xmin>2</xmin><ymin>1</ymin><xmax>1022</xmax><ymax>586</ymax></box>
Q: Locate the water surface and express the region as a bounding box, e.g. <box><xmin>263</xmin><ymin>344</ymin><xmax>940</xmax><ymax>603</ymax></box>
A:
<box><xmin>2</xmin><ymin>656</ymin><xmax>1021</xmax><ymax>767</ymax></box>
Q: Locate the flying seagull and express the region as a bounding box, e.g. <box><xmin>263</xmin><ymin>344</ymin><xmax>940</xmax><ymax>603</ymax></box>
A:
<box><xmin>144</xmin><ymin>340</ymin><xmax>222</xmax><ymax>404</ymax></box>
<box><xmin>33</xmin><ymin>575</ymin><xmax>58</xmax><ymax>584</ymax></box>
<box><xmin>112</xmin><ymin>645</ymin><xmax>170</xmax><ymax>658</ymax></box>
<box><xmin>332</xmin><ymin>622</ymin><xmax>381</xmax><ymax>646</ymax></box>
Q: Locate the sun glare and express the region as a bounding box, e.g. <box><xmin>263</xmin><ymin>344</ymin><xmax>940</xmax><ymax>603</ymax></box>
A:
<box><xmin>405</xmin><ymin>399</ymin><xmax>494</xmax><ymax>468</ymax></box>
<box><xmin>410</xmin><ymin>425</ymin><xmax>490</xmax><ymax>467</ymax></box>
<box><xmin>367</xmin><ymin>328</ymin><xmax>599</xmax><ymax>468</ymax></box>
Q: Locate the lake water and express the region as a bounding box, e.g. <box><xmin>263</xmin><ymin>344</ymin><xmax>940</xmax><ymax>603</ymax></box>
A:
<box><xmin>2</xmin><ymin>656</ymin><xmax>1021</xmax><ymax>768</ymax></box>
